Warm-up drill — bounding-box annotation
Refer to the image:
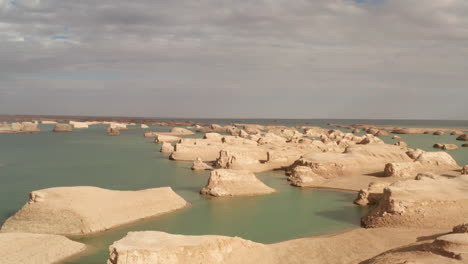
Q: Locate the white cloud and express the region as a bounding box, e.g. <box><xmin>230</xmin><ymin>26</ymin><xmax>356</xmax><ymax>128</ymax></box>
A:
<box><xmin>0</xmin><ymin>0</ymin><xmax>467</xmax><ymax>118</ymax></box>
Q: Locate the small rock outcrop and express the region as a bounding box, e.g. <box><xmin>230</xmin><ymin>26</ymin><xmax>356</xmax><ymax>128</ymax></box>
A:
<box><xmin>287</xmin><ymin>166</ymin><xmax>324</xmax><ymax>187</ymax></box>
<box><xmin>462</xmin><ymin>144</ymin><xmax>468</xmax><ymax>147</ymax></box>
<box><xmin>354</xmin><ymin>182</ymin><xmax>389</xmax><ymax>206</ymax></box>
<box><xmin>375</xmin><ymin>130</ymin><xmax>389</xmax><ymax>137</ymax></box>
<box><xmin>160</xmin><ymin>142</ymin><xmax>174</xmax><ymax>153</ymax></box>
<box><xmin>462</xmin><ymin>166</ymin><xmax>468</xmax><ymax>175</ymax></box>
<box><xmin>107</xmin><ymin>231</ymin><xmax>275</xmax><ymax>264</ymax></box>
<box><xmin>392</xmin><ymin>135</ymin><xmax>402</xmax><ymax>139</ymax></box>
<box><xmin>453</xmin><ymin>223</ymin><xmax>468</xmax><ymax>233</ymax></box>
<box><xmin>0</xmin><ymin>233</ymin><xmax>86</xmax><ymax>264</ymax></box>
<box><xmin>433</xmin><ymin>130</ymin><xmax>445</xmax><ymax>135</ymax></box>
<box><xmin>53</xmin><ymin>123</ymin><xmax>73</xmax><ymax>132</ymax></box>
<box><xmin>141</xmin><ymin>124</ymin><xmax>149</xmax><ymax>129</ymax></box>
<box><xmin>107</xmin><ymin>127</ymin><xmax>120</xmax><ymax>136</ymax></box>
<box><xmin>457</xmin><ymin>134</ymin><xmax>468</xmax><ymax>141</ymax></box>
<box><xmin>200</xmin><ymin>169</ymin><xmax>275</xmax><ymax>197</ymax></box>
<box><xmin>1</xmin><ymin>186</ymin><xmax>188</xmax><ymax>236</ymax></box>
<box><xmin>443</xmin><ymin>144</ymin><xmax>459</xmax><ymax>150</ymax></box>
<box><xmin>191</xmin><ymin>157</ymin><xmax>213</xmax><ymax>170</ymax></box>
<box><xmin>433</xmin><ymin>143</ymin><xmax>444</xmax><ymax>149</ymax></box>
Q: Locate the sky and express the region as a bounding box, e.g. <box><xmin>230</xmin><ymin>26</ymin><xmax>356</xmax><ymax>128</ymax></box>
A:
<box><xmin>0</xmin><ymin>0</ymin><xmax>467</xmax><ymax>119</ymax></box>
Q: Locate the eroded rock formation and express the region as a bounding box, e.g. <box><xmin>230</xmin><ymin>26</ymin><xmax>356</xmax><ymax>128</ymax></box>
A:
<box><xmin>53</xmin><ymin>123</ymin><xmax>73</xmax><ymax>132</ymax></box>
<box><xmin>200</xmin><ymin>169</ymin><xmax>275</xmax><ymax>197</ymax></box>
<box><xmin>191</xmin><ymin>157</ymin><xmax>213</xmax><ymax>170</ymax></box>
<box><xmin>362</xmin><ymin>176</ymin><xmax>468</xmax><ymax>229</ymax></box>
<box><xmin>107</xmin><ymin>231</ymin><xmax>276</xmax><ymax>264</ymax></box>
<box><xmin>383</xmin><ymin>151</ymin><xmax>459</xmax><ymax>178</ymax></box>
<box><xmin>1</xmin><ymin>186</ymin><xmax>188</xmax><ymax>235</ymax></box>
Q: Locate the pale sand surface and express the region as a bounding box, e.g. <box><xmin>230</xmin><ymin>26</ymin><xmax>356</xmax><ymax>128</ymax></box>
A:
<box><xmin>0</xmin><ymin>233</ymin><xmax>86</xmax><ymax>264</ymax></box>
<box><xmin>271</xmin><ymin>227</ymin><xmax>449</xmax><ymax>264</ymax></box>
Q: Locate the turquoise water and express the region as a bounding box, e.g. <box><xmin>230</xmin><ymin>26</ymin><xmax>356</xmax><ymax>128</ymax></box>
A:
<box><xmin>0</xmin><ymin>124</ymin><xmax>364</xmax><ymax>263</ymax></box>
<box><xmin>0</xmin><ymin>120</ymin><xmax>466</xmax><ymax>263</ymax></box>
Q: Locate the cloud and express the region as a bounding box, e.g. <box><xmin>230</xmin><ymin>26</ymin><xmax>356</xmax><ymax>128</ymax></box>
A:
<box><xmin>0</xmin><ymin>0</ymin><xmax>467</xmax><ymax>118</ymax></box>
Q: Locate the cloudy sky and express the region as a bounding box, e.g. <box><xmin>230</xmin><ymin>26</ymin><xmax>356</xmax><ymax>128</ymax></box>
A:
<box><xmin>0</xmin><ymin>0</ymin><xmax>467</xmax><ymax>119</ymax></box>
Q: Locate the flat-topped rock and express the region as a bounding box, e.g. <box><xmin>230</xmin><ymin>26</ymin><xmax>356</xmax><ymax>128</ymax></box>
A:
<box><xmin>200</xmin><ymin>169</ymin><xmax>275</xmax><ymax>197</ymax></box>
<box><xmin>443</xmin><ymin>144</ymin><xmax>459</xmax><ymax>150</ymax></box>
<box><xmin>0</xmin><ymin>232</ymin><xmax>86</xmax><ymax>264</ymax></box>
<box><xmin>107</xmin><ymin>231</ymin><xmax>275</xmax><ymax>264</ymax></box>
<box><xmin>287</xmin><ymin>166</ymin><xmax>324</xmax><ymax>187</ymax></box>
<box><xmin>53</xmin><ymin>123</ymin><xmax>73</xmax><ymax>132</ymax></box>
<box><xmin>384</xmin><ymin>151</ymin><xmax>459</xmax><ymax>178</ymax></box>
<box><xmin>70</xmin><ymin>121</ymin><xmax>89</xmax><ymax>128</ymax></box>
<box><xmin>162</xmin><ymin>127</ymin><xmax>194</xmax><ymax>136</ymax></box>
<box><xmin>362</xmin><ymin>176</ymin><xmax>468</xmax><ymax>229</ymax></box>
<box><xmin>144</xmin><ymin>131</ymin><xmax>159</xmax><ymax>137</ymax></box>
<box><xmin>155</xmin><ymin>134</ymin><xmax>181</xmax><ymax>143</ymax></box>
<box><xmin>1</xmin><ymin>186</ymin><xmax>188</xmax><ymax>236</ymax></box>
<box><xmin>290</xmin><ymin>144</ymin><xmax>412</xmax><ymax>178</ymax></box>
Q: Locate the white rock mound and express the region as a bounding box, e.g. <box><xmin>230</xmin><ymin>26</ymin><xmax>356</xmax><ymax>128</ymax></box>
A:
<box><xmin>107</xmin><ymin>231</ymin><xmax>276</xmax><ymax>264</ymax></box>
<box><xmin>0</xmin><ymin>232</ymin><xmax>86</xmax><ymax>264</ymax></box>
<box><xmin>200</xmin><ymin>169</ymin><xmax>275</xmax><ymax>197</ymax></box>
<box><xmin>1</xmin><ymin>186</ymin><xmax>188</xmax><ymax>236</ymax></box>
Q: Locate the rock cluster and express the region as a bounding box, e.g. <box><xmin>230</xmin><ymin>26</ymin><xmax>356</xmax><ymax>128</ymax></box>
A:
<box><xmin>0</xmin><ymin>122</ymin><xmax>40</xmax><ymax>133</ymax></box>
